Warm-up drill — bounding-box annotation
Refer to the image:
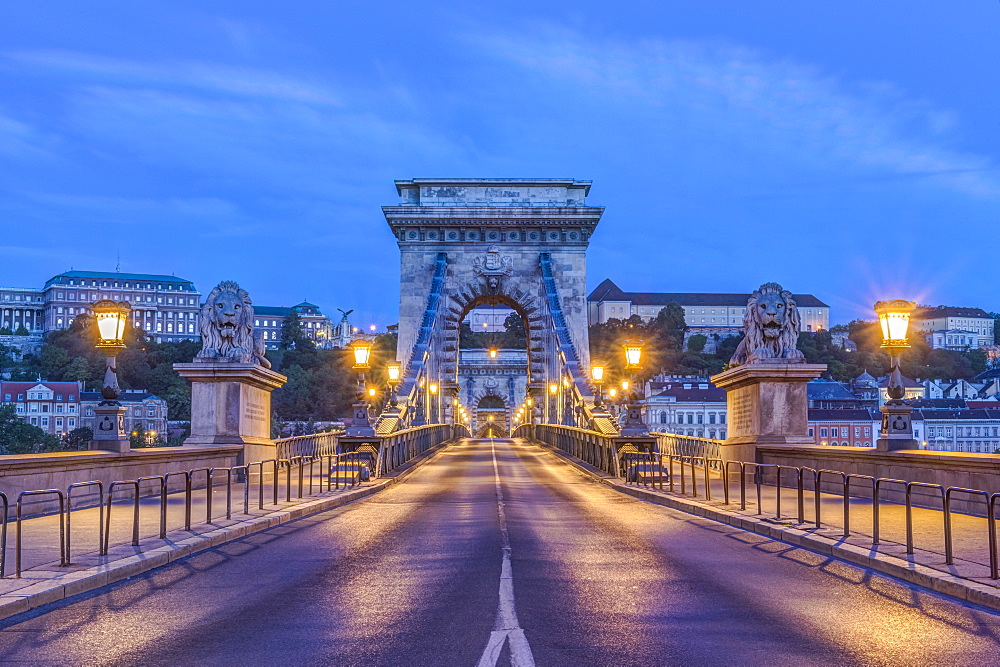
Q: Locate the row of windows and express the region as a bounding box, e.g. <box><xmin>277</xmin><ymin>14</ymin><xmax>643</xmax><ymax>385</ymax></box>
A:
<box><xmin>656</xmin><ymin>411</ymin><xmax>727</xmax><ymax>424</ymax></box>
<box><xmin>811</xmin><ymin>426</ymin><xmax>872</xmax><ymax>438</ymax></box>
<box><xmin>926</xmin><ymin>425</ymin><xmax>1000</xmax><ymax>438</ymax></box>
<box><xmin>54</xmin><ymin>293</ymin><xmax>198</xmax><ymax>306</ymax></box>
<box><xmin>64</xmin><ymin>280</ymin><xmax>194</xmax><ymax>291</ymax></box>
<box><xmin>27</xmin><ymin>416</ymin><xmax>76</xmax><ymax>428</ymax></box>
<box><xmin>664</xmin><ymin>429</ymin><xmax>727</xmax><ymax>439</ymax></box>
<box><xmin>5</xmin><ymin>393</ymin><xmax>77</xmax><ymax>401</ymax></box>
<box><xmin>821</xmin><ymin>441</ymin><xmax>872</xmax><ymax>447</ymax></box>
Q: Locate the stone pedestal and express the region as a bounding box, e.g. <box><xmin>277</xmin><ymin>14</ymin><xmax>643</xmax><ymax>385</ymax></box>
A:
<box><xmin>173</xmin><ymin>361</ymin><xmax>287</xmax><ymax>464</ymax></box>
<box><xmin>90</xmin><ymin>405</ymin><xmax>130</xmax><ymax>453</ymax></box>
<box><xmin>876</xmin><ymin>402</ymin><xmax>917</xmax><ymax>451</ymax></box>
<box><xmin>711</xmin><ymin>363</ymin><xmax>826</xmax><ymax>463</ymax></box>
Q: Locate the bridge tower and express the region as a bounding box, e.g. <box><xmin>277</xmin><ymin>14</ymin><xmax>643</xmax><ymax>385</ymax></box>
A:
<box><xmin>383</xmin><ymin>178</ymin><xmax>604</xmax><ymax>430</ymax></box>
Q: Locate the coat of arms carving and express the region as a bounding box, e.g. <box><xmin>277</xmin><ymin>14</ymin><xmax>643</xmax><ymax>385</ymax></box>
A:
<box><xmin>473</xmin><ymin>245</ymin><xmax>513</xmax><ymax>293</ymax></box>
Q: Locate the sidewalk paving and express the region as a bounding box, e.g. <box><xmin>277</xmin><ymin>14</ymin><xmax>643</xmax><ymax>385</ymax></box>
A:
<box><xmin>0</xmin><ymin>461</ymin><xmax>385</xmax><ymax>617</ymax></box>
<box><xmin>543</xmin><ymin>444</ymin><xmax>1000</xmax><ymax>611</ymax></box>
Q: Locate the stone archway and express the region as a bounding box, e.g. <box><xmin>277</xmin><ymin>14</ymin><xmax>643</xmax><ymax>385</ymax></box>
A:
<box><xmin>385</xmin><ymin>178</ymin><xmax>604</xmax><ymax>429</ymax></box>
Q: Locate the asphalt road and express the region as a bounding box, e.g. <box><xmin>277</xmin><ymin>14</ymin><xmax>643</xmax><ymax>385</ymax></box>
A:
<box><xmin>1</xmin><ymin>438</ymin><xmax>999</xmax><ymax>666</ymax></box>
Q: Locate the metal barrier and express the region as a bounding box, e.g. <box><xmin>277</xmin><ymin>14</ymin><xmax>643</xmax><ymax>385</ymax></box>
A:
<box><xmin>4</xmin><ymin>452</ymin><xmax>382</xmax><ymax>579</ymax></box>
<box><xmin>66</xmin><ymin>481</ymin><xmax>104</xmax><ymax>564</ymax></box>
<box><xmin>0</xmin><ymin>493</ymin><xmax>7</xmax><ymax>578</ymax></box>
<box><xmin>656</xmin><ymin>434</ymin><xmax>723</xmax><ymax>472</ymax></box>
<box><xmin>274</xmin><ymin>431</ymin><xmax>340</xmax><ymax>460</ymax></box>
<box><xmin>16</xmin><ymin>490</ymin><xmax>66</xmax><ymax>577</ymax></box>
<box><xmin>375</xmin><ymin>424</ymin><xmax>454</xmax><ymax>477</ymax></box>
<box><xmin>526</xmin><ymin>424</ymin><xmax>619</xmax><ymax>477</ymax></box>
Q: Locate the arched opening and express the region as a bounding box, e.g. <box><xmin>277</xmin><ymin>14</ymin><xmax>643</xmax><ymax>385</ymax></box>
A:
<box><xmin>452</xmin><ymin>294</ymin><xmax>533</xmax><ymax>435</ymax></box>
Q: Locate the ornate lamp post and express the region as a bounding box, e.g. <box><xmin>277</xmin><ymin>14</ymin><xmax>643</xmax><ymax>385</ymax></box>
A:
<box><xmin>590</xmin><ymin>360</ymin><xmax>606</xmax><ymax>408</ymax></box>
<box><xmin>346</xmin><ymin>338</ymin><xmax>376</xmax><ymax>437</ymax></box>
<box><xmin>386</xmin><ymin>361</ymin><xmax>401</xmax><ymax>408</ymax></box>
<box><xmin>429</xmin><ymin>382</ymin><xmax>439</xmax><ymax>424</ymax></box>
<box><xmin>874</xmin><ymin>300</ymin><xmax>917</xmax><ymax>451</ymax></box>
<box><xmin>91</xmin><ymin>300</ymin><xmax>132</xmax><ymax>452</ymax></box>
<box><xmin>620</xmin><ymin>339</ymin><xmax>648</xmax><ymax>437</ymax></box>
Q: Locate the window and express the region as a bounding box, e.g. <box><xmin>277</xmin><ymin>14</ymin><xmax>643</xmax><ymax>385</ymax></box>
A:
<box><xmin>820</xmin><ymin>428</ymin><xmax>828</xmax><ymax>437</ymax></box>
<box><xmin>808</xmin><ymin>428</ymin><xmax>815</xmax><ymax>437</ymax></box>
<box><xmin>68</xmin><ymin>418</ymin><xmax>75</xmax><ymax>427</ymax></box>
<box><xmin>697</xmin><ymin>414</ymin><xmax>703</xmax><ymax>424</ymax></box>
<box><xmin>864</xmin><ymin>427</ymin><xmax>871</xmax><ymax>437</ymax></box>
<box><xmin>659</xmin><ymin>411</ymin><xmax>667</xmax><ymax>424</ymax></box>
<box><xmin>854</xmin><ymin>427</ymin><xmax>861</xmax><ymax>437</ymax></box>
<box><xmin>709</xmin><ymin>413</ymin><xmax>716</xmax><ymax>424</ymax></box>
<box><xmin>841</xmin><ymin>427</ymin><xmax>848</xmax><ymax>438</ymax></box>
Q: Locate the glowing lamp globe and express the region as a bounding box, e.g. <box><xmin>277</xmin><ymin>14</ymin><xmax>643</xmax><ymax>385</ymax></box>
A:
<box><xmin>623</xmin><ymin>339</ymin><xmax>644</xmax><ymax>369</ymax></box>
<box><xmin>874</xmin><ymin>301</ymin><xmax>916</xmax><ymax>348</ymax></box>
<box><xmin>549</xmin><ymin>383</ymin><xmax>558</xmax><ymax>394</ymax></box>
<box><xmin>590</xmin><ymin>360</ymin><xmax>606</xmax><ymax>383</ymax></box>
<box><xmin>489</xmin><ymin>349</ymin><xmax>498</xmax><ymax>359</ymax></box>
<box><xmin>350</xmin><ymin>339</ymin><xmax>372</xmax><ymax>369</ymax></box>
<box><xmin>92</xmin><ymin>300</ymin><xmax>131</xmax><ymax>347</ymax></box>
<box><xmin>386</xmin><ymin>362</ymin><xmax>401</xmax><ymax>383</ymax></box>
<box><xmin>608</xmin><ymin>388</ymin><xmax>618</xmax><ymax>399</ymax></box>
<box><xmin>429</xmin><ymin>383</ymin><xmax>438</xmax><ymax>394</ymax></box>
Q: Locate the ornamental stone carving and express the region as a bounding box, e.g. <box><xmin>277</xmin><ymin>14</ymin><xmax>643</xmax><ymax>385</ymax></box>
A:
<box><xmin>196</xmin><ymin>280</ymin><xmax>271</xmax><ymax>368</ymax></box>
<box><xmin>729</xmin><ymin>282</ymin><xmax>805</xmax><ymax>367</ymax></box>
<box><xmin>473</xmin><ymin>245</ymin><xmax>514</xmax><ymax>293</ymax></box>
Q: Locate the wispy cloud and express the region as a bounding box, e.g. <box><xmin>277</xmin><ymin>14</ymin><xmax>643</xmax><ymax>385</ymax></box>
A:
<box><xmin>468</xmin><ymin>27</ymin><xmax>1000</xmax><ymax>199</ymax></box>
<box><xmin>4</xmin><ymin>50</ymin><xmax>342</xmax><ymax>106</ymax></box>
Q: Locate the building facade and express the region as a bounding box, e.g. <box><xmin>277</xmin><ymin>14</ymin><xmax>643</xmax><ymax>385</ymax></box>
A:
<box><xmin>587</xmin><ymin>279</ymin><xmax>830</xmax><ymax>334</ymax></box>
<box><xmin>254</xmin><ymin>302</ymin><xmax>335</xmax><ymax>350</ymax></box>
<box><xmin>0</xmin><ymin>381</ymin><xmax>83</xmax><ymax>435</ymax></box>
<box><xmin>42</xmin><ymin>270</ymin><xmax>201</xmax><ymax>343</ymax></box>
<box><xmin>807</xmin><ymin>408</ymin><xmax>879</xmax><ymax>447</ymax></box>
<box><xmin>644</xmin><ymin>377</ymin><xmax>728</xmax><ymax>440</ymax></box>
<box><xmin>928</xmin><ymin>329</ymin><xmax>979</xmax><ymax>350</ymax></box>
<box><xmin>914</xmin><ymin>409</ymin><xmax>1000</xmax><ymax>454</ymax></box>
<box><xmin>913</xmin><ymin>306</ymin><xmax>994</xmax><ymax>348</ymax></box>
<box><xmin>81</xmin><ymin>390</ymin><xmax>168</xmax><ymax>438</ymax></box>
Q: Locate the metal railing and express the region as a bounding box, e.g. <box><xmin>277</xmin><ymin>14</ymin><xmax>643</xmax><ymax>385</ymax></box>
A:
<box><xmin>624</xmin><ymin>455</ymin><xmax>1000</xmax><ymax>581</ymax></box>
<box><xmin>375</xmin><ymin>424</ymin><xmax>459</xmax><ymax>477</ymax></box>
<box><xmin>274</xmin><ymin>431</ymin><xmax>340</xmax><ymax>459</ymax></box>
<box><xmin>523</xmin><ymin>424</ymin><xmax>619</xmax><ymax>477</ymax></box>
<box><xmin>656</xmin><ymin>434</ymin><xmax>722</xmax><ymax>471</ymax></box>
<box><xmin>3</xmin><ymin>452</ymin><xmax>375</xmax><ymax>579</ymax></box>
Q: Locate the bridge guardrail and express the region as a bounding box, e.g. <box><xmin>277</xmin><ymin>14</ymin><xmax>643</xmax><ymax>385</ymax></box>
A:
<box><xmin>274</xmin><ymin>432</ymin><xmax>340</xmax><ymax>460</ymax></box>
<box><xmin>2</xmin><ymin>451</ymin><xmax>375</xmax><ymax>580</ymax></box>
<box><xmin>524</xmin><ymin>424</ymin><xmax>620</xmax><ymax>477</ymax></box>
<box><xmin>375</xmin><ymin>424</ymin><xmax>458</xmax><ymax>477</ymax></box>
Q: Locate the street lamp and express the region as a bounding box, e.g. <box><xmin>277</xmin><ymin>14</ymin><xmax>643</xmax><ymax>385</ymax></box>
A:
<box><xmin>620</xmin><ymin>339</ymin><xmax>648</xmax><ymax>436</ymax></box>
<box><xmin>386</xmin><ymin>361</ymin><xmax>401</xmax><ymax>408</ymax></box>
<box><xmin>874</xmin><ymin>300</ymin><xmax>917</xmax><ymax>451</ymax></box>
<box><xmin>90</xmin><ymin>300</ymin><xmax>132</xmax><ymax>452</ymax></box>
<box><xmin>591</xmin><ymin>359</ymin><xmax>606</xmax><ymax>408</ymax></box>
<box><xmin>346</xmin><ymin>338</ymin><xmax>376</xmax><ymax>436</ymax></box>
<box><xmin>93</xmin><ymin>300</ymin><xmax>131</xmax><ymax>404</ymax></box>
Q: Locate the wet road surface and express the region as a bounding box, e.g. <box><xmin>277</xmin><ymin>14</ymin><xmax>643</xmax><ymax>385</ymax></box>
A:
<box><xmin>1</xmin><ymin>438</ymin><xmax>999</xmax><ymax>666</ymax></box>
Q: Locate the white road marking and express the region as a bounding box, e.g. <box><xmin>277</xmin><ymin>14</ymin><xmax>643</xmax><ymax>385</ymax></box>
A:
<box><xmin>476</xmin><ymin>439</ymin><xmax>536</xmax><ymax>667</ymax></box>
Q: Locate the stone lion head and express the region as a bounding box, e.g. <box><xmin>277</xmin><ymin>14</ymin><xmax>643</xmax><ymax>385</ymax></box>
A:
<box><xmin>729</xmin><ymin>282</ymin><xmax>804</xmax><ymax>366</ymax></box>
<box><xmin>196</xmin><ymin>280</ymin><xmax>270</xmax><ymax>368</ymax></box>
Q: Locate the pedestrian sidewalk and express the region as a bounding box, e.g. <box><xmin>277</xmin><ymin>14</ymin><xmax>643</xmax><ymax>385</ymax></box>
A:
<box><xmin>0</xmin><ymin>447</ymin><xmax>447</xmax><ymax>620</ymax></box>
<box><xmin>541</xmin><ymin>443</ymin><xmax>1000</xmax><ymax>612</ymax></box>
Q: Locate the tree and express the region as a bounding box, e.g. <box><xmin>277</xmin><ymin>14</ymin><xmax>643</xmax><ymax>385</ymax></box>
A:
<box><xmin>649</xmin><ymin>302</ymin><xmax>687</xmax><ymax>350</ymax></box>
<box><xmin>0</xmin><ymin>404</ymin><xmax>60</xmax><ymax>454</ymax></box>
<box><xmin>499</xmin><ymin>312</ymin><xmax>527</xmax><ymax>349</ymax></box>
<box><xmin>0</xmin><ymin>327</ymin><xmax>12</xmax><ymax>335</ymax></box>
<box><xmin>687</xmin><ymin>334</ymin><xmax>707</xmax><ymax>353</ymax></box>
<box><xmin>62</xmin><ymin>427</ymin><xmax>93</xmax><ymax>451</ymax></box>
<box><xmin>279</xmin><ymin>312</ymin><xmax>315</xmax><ymax>351</ymax></box>
<box><xmin>14</xmin><ymin>325</ymin><xmax>29</xmax><ymax>336</ymax></box>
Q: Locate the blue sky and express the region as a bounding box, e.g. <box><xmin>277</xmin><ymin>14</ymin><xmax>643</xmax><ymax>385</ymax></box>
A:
<box><xmin>2</xmin><ymin>2</ymin><xmax>998</xmax><ymax>327</ymax></box>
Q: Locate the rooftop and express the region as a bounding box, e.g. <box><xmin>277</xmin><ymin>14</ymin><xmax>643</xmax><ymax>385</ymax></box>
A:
<box><xmin>46</xmin><ymin>270</ymin><xmax>196</xmax><ymax>289</ymax></box>
<box><xmin>914</xmin><ymin>306</ymin><xmax>992</xmax><ymax>320</ymax></box>
<box><xmin>588</xmin><ymin>279</ymin><xmax>829</xmax><ymax>308</ymax></box>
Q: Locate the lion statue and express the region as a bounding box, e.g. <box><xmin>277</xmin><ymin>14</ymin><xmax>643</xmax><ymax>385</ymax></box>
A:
<box><xmin>729</xmin><ymin>282</ymin><xmax>805</xmax><ymax>367</ymax></box>
<box><xmin>196</xmin><ymin>280</ymin><xmax>270</xmax><ymax>368</ymax></box>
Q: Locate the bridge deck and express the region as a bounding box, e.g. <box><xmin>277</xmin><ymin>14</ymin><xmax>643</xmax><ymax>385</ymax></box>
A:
<box><xmin>0</xmin><ymin>438</ymin><xmax>998</xmax><ymax>664</ymax></box>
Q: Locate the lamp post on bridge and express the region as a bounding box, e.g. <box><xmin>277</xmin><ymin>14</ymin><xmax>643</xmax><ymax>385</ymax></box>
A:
<box><xmin>874</xmin><ymin>300</ymin><xmax>917</xmax><ymax>451</ymax></box>
<box><xmin>346</xmin><ymin>338</ymin><xmax>376</xmax><ymax>437</ymax></box>
<box><xmin>386</xmin><ymin>361</ymin><xmax>401</xmax><ymax>409</ymax></box>
<box><xmin>90</xmin><ymin>300</ymin><xmax>132</xmax><ymax>452</ymax></box>
<box><xmin>620</xmin><ymin>339</ymin><xmax>649</xmax><ymax>437</ymax></box>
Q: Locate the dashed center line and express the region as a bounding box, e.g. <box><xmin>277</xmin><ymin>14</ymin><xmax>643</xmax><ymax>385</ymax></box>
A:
<box><xmin>476</xmin><ymin>439</ymin><xmax>536</xmax><ymax>667</ymax></box>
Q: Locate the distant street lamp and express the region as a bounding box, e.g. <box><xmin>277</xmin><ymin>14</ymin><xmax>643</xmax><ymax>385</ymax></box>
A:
<box><xmin>591</xmin><ymin>360</ymin><xmax>606</xmax><ymax>408</ymax></box>
<box><xmin>620</xmin><ymin>339</ymin><xmax>648</xmax><ymax>436</ymax></box>
<box><xmin>346</xmin><ymin>338</ymin><xmax>376</xmax><ymax>436</ymax></box>
<box><xmin>874</xmin><ymin>300</ymin><xmax>917</xmax><ymax>451</ymax></box>
<box><xmin>386</xmin><ymin>361</ymin><xmax>401</xmax><ymax>407</ymax></box>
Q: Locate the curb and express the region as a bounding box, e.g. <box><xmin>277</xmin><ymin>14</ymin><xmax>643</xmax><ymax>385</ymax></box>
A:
<box><xmin>538</xmin><ymin>442</ymin><xmax>1000</xmax><ymax>613</ymax></box>
<box><xmin>0</xmin><ymin>440</ymin><xmax>455</xmax><ymax>622</ymax></box>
